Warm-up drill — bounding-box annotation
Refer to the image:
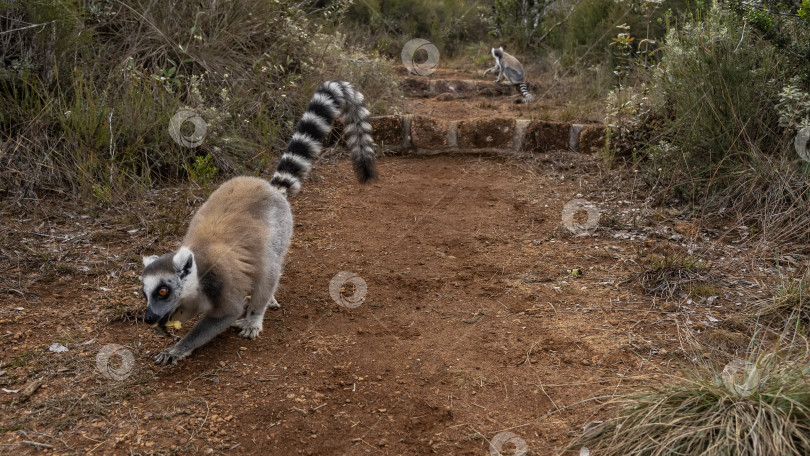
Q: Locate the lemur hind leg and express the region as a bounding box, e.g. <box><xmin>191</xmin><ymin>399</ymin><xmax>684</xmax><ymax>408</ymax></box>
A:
<box><xmin>232</xmin><ymin>263</ymin><xmax>281</xmax><ymax>339</ymax></box>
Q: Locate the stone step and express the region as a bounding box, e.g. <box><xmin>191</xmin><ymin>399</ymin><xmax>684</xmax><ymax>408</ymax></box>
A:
<box><xmin>369</xmin><ymin>115</ymin><xmax>604</xmax><ymax>155</ymax></box>
<box><xmin>401</xmin><ymin>78</ymin><xmax>541</xmax><ymax>98</ymax></box>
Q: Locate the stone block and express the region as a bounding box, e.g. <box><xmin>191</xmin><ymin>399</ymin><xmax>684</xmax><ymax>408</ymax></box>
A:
<box><xmin>411</xmin><ymin>115</ymin><xmax>449</xmax><ymax>149</ymax></box>
<box><xmin>433</xmin><ymin>80</ymin><xmax>475</xmax><ymax>96</ymax></box>
<box><xmin>523</xmin><ymin>120</ymin><xmax>570</xmax><ymax>152</ymax></box>
<box><xmin>370</xmin><ymin>116</ymin><xmax>403</xmax><ymax>147</ymax></box>
<box><xmin>457</xmin><ymin>117</ymin><xmax>514</xmax><ymax>149</ymax></box>
<box><xmin>579</xmin><ymin>125</ymin><xmax>606</xmax><ymax>154</ymax></box>
<box><xmin>400</xmin><ymin>78</ymin><xmax>431</xmax><ymax>97</ymax></box>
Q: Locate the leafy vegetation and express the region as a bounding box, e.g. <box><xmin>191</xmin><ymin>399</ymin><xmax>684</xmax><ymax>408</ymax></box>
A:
<box><xmin>603</xmin><ymin>2</ymin><xmax>810</xmax><ymax>250</ymax></box>
<box><xmin>341</xmin><ymin>0</ymin><xmax>490</xmax><ymax>58</ymax></box>
<box><xmin>0</xmin><ymin>0</ymin><xmax>399</xmax><ymax>202</ymax></box>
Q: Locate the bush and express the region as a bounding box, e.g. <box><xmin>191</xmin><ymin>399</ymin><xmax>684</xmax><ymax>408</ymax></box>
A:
<box><xmin>0</xmin><ymin>0</ymin><xmax>399</xmax><ymax>203</ymax></box>
<box><xmin>567</xmin><ymin>340</ymin><xmax>810</xmax><ymax>455</ymax></box>
<box><xmin>615</xmin><ymin>3</ymin><xmax>810</xmax><ymax>249</ymax></box>
<box><xmin>653</xmin><ymin>4</ymin><xmax>787</xmax><ymax>177</ymax></box>
<box><xmin>727</xmin><ymin>0</ymin><xmax>810</xmax><ymax>79</ymax></box>
<box><xmin>342</xmin><ymin>0</ymin><xmax>490</xmax><ymax>58</ymax></box>
<box><xmin>490</xmin><ymin>0</ymin><xmax>695</xmax><ymax>59</ymax></box>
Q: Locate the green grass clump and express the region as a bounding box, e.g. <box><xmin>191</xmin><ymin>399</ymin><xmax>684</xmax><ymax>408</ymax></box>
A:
<box><xmin>567</xmin><ymin>344</ymin><xmax>810</xmax><ymax>455</ymax></box>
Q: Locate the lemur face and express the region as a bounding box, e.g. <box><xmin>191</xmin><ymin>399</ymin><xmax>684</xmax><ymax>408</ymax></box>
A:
<box><xmin>140</xmin><ymin>248</ymin><xmax>195</xmax><ymax>326</ymax></box>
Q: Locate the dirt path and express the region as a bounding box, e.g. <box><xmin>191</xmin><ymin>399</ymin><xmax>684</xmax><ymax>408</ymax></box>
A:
<box><xmin>0</xmin><ymin>72</ymin><xmax>762</xmax><ymax>455</ymax></box>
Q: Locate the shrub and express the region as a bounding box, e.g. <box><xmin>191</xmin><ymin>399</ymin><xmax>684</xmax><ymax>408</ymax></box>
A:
<box><xmin>342</xmin><ymin>0</ymin><xmax>490</xmax><ymax>58</ymax></box>
<box><xmin>654</xmin><ymin>4</ymin><xmax>787</xmax><ymax>174</ymax></box>
<box><xmin>726</xmin><ymin>0</ymin><xmax>810</xmax><ymax>79</ymax></box>
<box><xmin>618</xmin><ymin>3</ymin><xmax>810</xmax><ymax>250</ymax></box>
<box><xmin>567</xmin><ymin>341</ymin><xmax>810</xmax><ymax>455</ymax></box>
<box><xmin>0</xmin><ymin>0</ymin><xmax>399</xmax><ymax>203</ymax></box>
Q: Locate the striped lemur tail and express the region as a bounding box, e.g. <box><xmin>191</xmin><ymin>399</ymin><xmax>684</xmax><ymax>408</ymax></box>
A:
<box><xmin>515</xmin><ymin>83</ymin><xmax>534</xmax><ymax>104</ymax></box>
<box><xmin>270</xmin><ymin>80</ymin><xmax>378</xmax><ymax>196</ymax></box>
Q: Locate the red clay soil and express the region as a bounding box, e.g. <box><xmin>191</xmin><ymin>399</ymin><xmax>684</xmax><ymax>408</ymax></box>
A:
<box><xmin>0</xmin><ymin>65</ymin><xmax>767</xmax><ymax>455</ymax></box>
<box><xmin>1</xmin><ymin>152</ymin><xmax>760</xmax><ymax>456</ymax></box>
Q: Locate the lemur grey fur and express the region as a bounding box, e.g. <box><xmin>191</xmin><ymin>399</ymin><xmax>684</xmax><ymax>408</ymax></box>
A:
<box><xmin>140</xmin><ymin>80</ymin><xmax>377</xmax><ymax>365</ymax></box>
<box><xmin>484</xmin><ymin>46</ymin><xmax>534</xmax><ymax>104</ymax></box>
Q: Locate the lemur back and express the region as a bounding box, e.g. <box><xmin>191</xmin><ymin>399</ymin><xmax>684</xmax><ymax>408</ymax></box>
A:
<box><xmin>140</xmin><ymin>80</ymin><xmax>377</xmax><ymax>365</ymax></box>
<box><xmin>484</xmin><ymin>47</ymin><xmax>534</xmax><ymax>104</ymax></box>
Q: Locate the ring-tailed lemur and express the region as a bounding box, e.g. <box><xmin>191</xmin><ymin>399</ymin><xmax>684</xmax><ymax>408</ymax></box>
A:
<box><xmin>483</xmin><ymin>46</ymin><xmax>534</xmax><ymax>104</ymax></box>
<box><xmin>140</xmin><ymin>80</ymin><xmax>377</xmax><ymax>365</ymax></box>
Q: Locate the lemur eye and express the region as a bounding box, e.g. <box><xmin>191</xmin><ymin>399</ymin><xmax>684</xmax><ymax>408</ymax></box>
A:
<box><xmin>158</xmin><ymin>287</ymin><xmax>169</xmax><ymax>297</ymax></box>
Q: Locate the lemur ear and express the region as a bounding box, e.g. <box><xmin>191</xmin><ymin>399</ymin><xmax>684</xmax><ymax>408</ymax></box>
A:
<box><xmin>142</xmin><ymin>255</ymin><xmax>159</xmax><ymax>267</ymax></box>
<box><xmin>173</xmin><ymin>247</ymin><xmax>194</xmax><ymax>278</ymax></box>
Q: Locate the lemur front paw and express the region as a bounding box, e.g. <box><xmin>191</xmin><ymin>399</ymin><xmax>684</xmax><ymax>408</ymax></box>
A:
<box><xmin>154</xmin><ymin>348</ymin><xmax>187</xmax><ymax>365</ymax></box>
<box><xmin>232</xmin><ymin>319</ymin><xmax>262</xmax><ymax>339</ymax></box>
<box><xmin>268</xmin><ymin>297</ymin><xmax>280</xmax><ymax>310</ymax></box>
<box><xmin>239</xmin><ymin>326</ymin><xmax>262</xmax><ymax>339</ymax></box>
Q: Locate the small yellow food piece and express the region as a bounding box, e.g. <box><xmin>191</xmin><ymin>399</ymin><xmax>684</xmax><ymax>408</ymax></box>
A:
<box><xmin>165</xmin><ymin>320</ymin><xmax>182</xmax><ymax>330</ymax></box>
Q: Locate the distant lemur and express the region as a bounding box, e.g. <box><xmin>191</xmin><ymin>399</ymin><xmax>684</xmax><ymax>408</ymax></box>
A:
<box><xmin>484</xmin><ymin>46</ymin><xmax>534</xmax><ymax>104</ymax></box>
<box><xmin>140</xmin><ymin>81</ymin><xmax>377</xmax><ymax>365</ymax></box>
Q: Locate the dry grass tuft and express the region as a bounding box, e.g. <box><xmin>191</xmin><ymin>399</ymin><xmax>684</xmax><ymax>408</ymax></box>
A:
<box><xmin>637</xmin><ymin>249</ymin><xmax>711</xmax><ymax>299</ymax></box>
<box><xmin>753</xmin><ymin>269</ymin><xmax>810</xmax><ymax>328</ymax></box>
<box><xmin>566</xmin><ymin>333</ymin><xmax>810</xmax><ymax>456</ymax></box>
<box><xmin>698</xmin><ymin>329</ymin><xmax>749</xmax><ymax>355</ymax></box>
<box><xmin>447</xmin><ymin>370</ymin><xmax>492</xmax><ymax>391</ymax></box>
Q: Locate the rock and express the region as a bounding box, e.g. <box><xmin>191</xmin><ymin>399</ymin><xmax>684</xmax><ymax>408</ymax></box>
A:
<box><xmin>411</xmin><ymin>115</ymin><xmax>448</xmax><ymax>149</ymax></box>
<box><xmin>400</xmin><ymin>78</ymin><xmax>431</xmax><ymax>97</ymax></box>
<box><xmin>523</xmin><ymin>120</ymin><xmax>570</xmax><ymax>152</ymax></box>
<box><xmin>432</xmin><ymin>92</ymin><xmax>459</xmax><ymax>102</ymax></box>
<box><xmin>433</xmin><ymin>80</ymin><xmax>475</xmax><ymax>96</ymax></box>
<box><xmin>370</xmin><ymin>116</ymin><xmax>403</xmax><ymax>148</ymax></box>
<box><xmin>579</xmin><ymin>125</ymin><xmax>606</xmax><ymax>154</ymax></box>
<box><xmin>457</xmin><ymin>117</ymin><xmax>514</xmax><ymax>149</ymax></box>
<box><xmin>476</xmin><ymin>84</ymin><xmax>512</xmax><ymax>97</ymax></box>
